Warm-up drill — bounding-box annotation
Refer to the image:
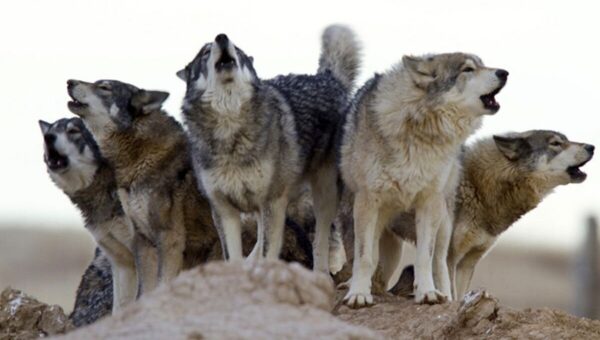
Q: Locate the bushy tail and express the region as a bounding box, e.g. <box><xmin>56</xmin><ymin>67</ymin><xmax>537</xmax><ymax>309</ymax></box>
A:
<box><xmin>318</xmin><ymin>24</ymin><xmax>361</xmax><ymax>90</ymax></box>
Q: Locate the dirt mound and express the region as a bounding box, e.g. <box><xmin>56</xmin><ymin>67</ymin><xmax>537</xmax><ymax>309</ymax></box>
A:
<box><xmin>0</xmin><ymin>288</ymin><xmax>73</xmax><ymax>340</ymax></box>
<box><xmin>3</xmin><ymin>260</ymin><xmax>600</xmax><ymax>339</ymax></box>
<box><xmin>56</xmin><ymin>260</ymin><xmax>380</xmax><ymax>339</ymax></box>
<box><xmin>337</xmin><ymin>289</ymin><xmax>600</xmax><ymax>339</ymax></box>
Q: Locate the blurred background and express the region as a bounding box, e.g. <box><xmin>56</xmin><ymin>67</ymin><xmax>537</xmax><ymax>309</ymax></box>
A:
<box><xmin>0</xmin><ymin>0</ymin><xmax>598</xmax><ymax>317</ymax></box>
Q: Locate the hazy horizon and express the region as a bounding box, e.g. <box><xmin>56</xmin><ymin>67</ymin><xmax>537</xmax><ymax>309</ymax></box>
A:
<box><xmin>1</xmin><ymin>0</ymin><xmax>598</xmax><ymax>251</ymax></box>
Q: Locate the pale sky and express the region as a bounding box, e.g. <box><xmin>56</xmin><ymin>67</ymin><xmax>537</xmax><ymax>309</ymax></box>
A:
<box><xmin>1</xmin><ymin>0</ymin><xmax>598</xmax><ymax>250</ymax></box>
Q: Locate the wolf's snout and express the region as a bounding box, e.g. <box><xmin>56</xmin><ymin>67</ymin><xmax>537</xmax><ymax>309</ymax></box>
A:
<box><xmin>67</xmin><ymin>79</ymin><xmax>80</xmax><ymax>89</ymax></box>
<box><xmin>495</xmin><ymin>69</ymin><xmax>509</xmax><ymax>81</ymax></box>
<box><xmin>585</xmin><ymin>144</ymin><xmax>595</xmax><ymax>155</ymax></box>
<box><xmin>44</xmin><ymin>134</ymin><xmax>56</xmax><ymax>145</ymax></box>
<box><xmin>215</xmin><ymin>34</ymin><xmax>229</xmax><ymax>48</ymax></box>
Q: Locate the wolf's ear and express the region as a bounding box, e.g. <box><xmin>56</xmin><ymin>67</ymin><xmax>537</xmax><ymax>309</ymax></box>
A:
<box><xmin>131</xmin><ymin>90</ymin><xmax>170</xmax><ymax>114</ymax></box>
<box><xmin>38</xmin><ymin>120</ymin><xmax>51</xmax><ymax>134</ymax></box>
<box><xmin>493</xmin><ymin>135</ymin><xmax>530</xmax><ymax>161</ymax></box>
<box><xmin>402</xmin><ymin>55</ymin><xmax>435</xmax><ymax>89</ymax></box>
<box><xmin>176</xmin><ymin>69</ymin><xmax>187</xmax><ymax>81</ymax></box>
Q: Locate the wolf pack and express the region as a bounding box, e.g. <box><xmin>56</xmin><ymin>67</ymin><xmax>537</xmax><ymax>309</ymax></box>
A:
<box><xmin>38</xmin><ymin>24</ymin><xmax>594</xmax><ymax>326</ymax></box>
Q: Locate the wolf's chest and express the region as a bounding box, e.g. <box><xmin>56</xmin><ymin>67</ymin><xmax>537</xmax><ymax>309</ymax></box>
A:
<box><xmin>117</xmin><ymin>188</ymin><xmax>153</xmax><ymax>238</ymax></box>
<box><xmin>201</xmin><ymin>159</ymin><xmax>275</xmax><ymax>212</ymax></box>
<box><xmin>370</xmin><ymin>153</ymin><xmax>455</xmax><ymax>207</ymax></box>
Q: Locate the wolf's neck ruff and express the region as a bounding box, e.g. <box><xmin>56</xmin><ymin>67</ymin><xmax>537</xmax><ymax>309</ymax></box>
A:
<box><xmin>373</xmin><ymin>68</ymin><xmax>482</xmax><ymax>152</ymax></box>
<box><xmin>459</xmin><ymin>140</ymin><xmax>551</xmax><ymax>236</ymax></box>
<box><xmin>99</xmin><ymin>113</ymin><xmax>186</xmax><ymax>187</ymax></box>
<box><xmin>201</xmin><ymin>76</ymin><xmax>254</xmax><ymax>116</ymax></box>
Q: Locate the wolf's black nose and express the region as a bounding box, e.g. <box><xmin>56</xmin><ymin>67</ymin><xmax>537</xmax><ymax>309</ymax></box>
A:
<box><xmin>44</xmin><ymin>134</ymin><xmax>56</xmax><ymax>145</ymax></box>
<box><xmin>495</xmin><ymin>69</ymin><xmax>509</xmax><ymax>81</ymax></box>
<box><xmin>585</xmin><ymin>144</ymin><xmax>595</xmax><ymax>154</ymax></box>
<box><xmin>67</xmin><ymin>79</ymin><xmax>78</xmax><ymax>88</ymax></box>
<box><xmin>215</xmin><ymin>34</ymin><xmax>229</xmax><ymax>45</ymax></box>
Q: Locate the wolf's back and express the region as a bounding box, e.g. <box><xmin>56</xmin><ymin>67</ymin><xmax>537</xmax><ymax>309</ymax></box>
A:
<box><xmin>318</xmin><ymin>25</ymin><xmax>361</xmax><ymax>90</ymax></box>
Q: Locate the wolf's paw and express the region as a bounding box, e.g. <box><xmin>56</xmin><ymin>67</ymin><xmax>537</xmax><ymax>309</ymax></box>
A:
<box><xmin>343</xmin><ymin>291</ymin><xmax>374</xmax><ymax>309</ymax></box>
<box><xmin>414</xmin><ymin>289</ymin><xmax>447</xmax><ymax>304</ymax></box>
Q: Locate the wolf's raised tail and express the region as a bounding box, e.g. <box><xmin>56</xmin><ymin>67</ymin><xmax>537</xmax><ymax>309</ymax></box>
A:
<box><xmin>318</xmin><ymin>24</ymin><xmax>361</xmax><ymax>90</ymax></box>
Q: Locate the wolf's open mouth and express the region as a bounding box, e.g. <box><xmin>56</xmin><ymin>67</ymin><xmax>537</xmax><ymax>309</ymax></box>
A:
<box><xmin>67</xmin><ymin>88</ymin><xmax>88</xmax><ymax>109</ymax></box>
<box><xmin>45</xmin><ymin>148</ymin><xmax>69</xmax><ymax>171</ymax></box>
<box><xmin>567</xmin><ymin>158</ymin><xmax>592</xmax><ymax>182</ymax></box>
<box><xmin>480</xmin><ymin>86</ymin><xmax>502</xmax><ymax>112</ymax></box>
<box><xmin>68</xmin><ymin>99</ymin><xmax>87</xmax><ymax>110</ymax></box>
<box><xmin>215</xmin><ymin>50</ymin><xmax>236</xmax><ymax>72</ymax></box>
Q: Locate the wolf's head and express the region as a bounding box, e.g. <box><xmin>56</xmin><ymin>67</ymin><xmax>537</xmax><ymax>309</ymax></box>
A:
<box><xmin>402</xmin><ymin>53</ymin><xmax>508</xmax><ymax>116</ymax></box>
<box><xmin>39</xmin><ymin>117</ymin><xmax>102</xmax><ymax>194</ymax></box>
<box><xmin>177</xmin><ymin>34</ymin><xmax>258</xmax><ymax>113</ymax></box>
<box><xmin>67</xmin><ymin>79</ymin><xmax>169</xmax><ymax>140</ymax></box>
<box><xmin>493</xmin><ymin>130</ymin><xmax>594</xmax><ymax>185</ymax></box>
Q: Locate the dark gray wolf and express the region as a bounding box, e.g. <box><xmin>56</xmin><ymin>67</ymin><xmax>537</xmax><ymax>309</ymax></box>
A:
<box><xmin>178</xmin><ymin>24</ymin><xmax>360</xmax><ymax>273</ymax></box>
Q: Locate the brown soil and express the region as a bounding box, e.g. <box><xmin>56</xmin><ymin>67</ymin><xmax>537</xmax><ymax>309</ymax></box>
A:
<box><xmin>2</xmin><ymin>261</ymin><xmax>599</xmax><ymax>339</ymax></box>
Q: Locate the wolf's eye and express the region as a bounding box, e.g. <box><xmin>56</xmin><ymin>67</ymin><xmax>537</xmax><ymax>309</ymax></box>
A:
<box><xmin>98</xmin><ymin>84</ymin><xmax>112</xmax><ymax>92</ymax></box>
<box><xmin>462</xmin><ymin>67</ymin><xmax>475</xmax><ymax>73</ymax></box>
<box><xmin>550</xmin><ymin>141</ymin><xmax>562</xmax><ymax>147</ymax></box>
<box><xmin>67</xmin><ymin>127</ymin><xmax>81</xmax><ymax>135</ymax></box>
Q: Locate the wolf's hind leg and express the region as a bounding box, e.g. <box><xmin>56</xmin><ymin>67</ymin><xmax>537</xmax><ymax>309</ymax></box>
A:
<box><xmin>310</xmin><ymin>162</ymin><xmax>339</xmax><ymax>273</ymax></box>
<box><xmin>379</xmin><ymin>227</ymin><xmax>403</xmax><ymax>290</ymax></box>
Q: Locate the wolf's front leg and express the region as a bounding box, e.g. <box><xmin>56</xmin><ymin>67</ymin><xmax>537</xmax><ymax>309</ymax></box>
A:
<box><xmin>133</xmin><ymin>234</ymin><xmax>159</xmax><ymax>298</ymax></box>
<box><xmin>414</xmin><ymin>194</ymin><xmax>448</xmax><ymax>304</ymax></box>
<box><xmin>262</xmin><ymin>195</ymin><xmax>288</xmax><ymax>260</ymax></box>
<box><xmin>113</xmin><ymin>264</ymin><xmax>137</xmax><ymax>310</ymax></box>
<box><xmin>157</xmin><ymin>228</ymin><xmax>185</xmax><ymax>283</ymax></box>
<box><xmin>211</xmin><ymin>199</ymin><xmax>243</xmax><ymax>261</ymax></box>
<box><xmin>97</xmin><ymin>234</ymin><xmax>137</xmax><ymax>311</ymax></box>
<box><xmin>344</xmin><ymin>191</ymin><xmax>383</xmax><ymax>308</ymax></box>
<box><xmin>455</xmin><ymin>249</ymin><xmax>485</xmax><ymax>299</ymax></box>
<box><xmin>379</xmin><ymin>227</ymin><xmax>404</xmax><ymax>289</ymax></box>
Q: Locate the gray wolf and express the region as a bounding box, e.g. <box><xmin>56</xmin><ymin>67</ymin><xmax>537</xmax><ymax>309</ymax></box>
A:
<box><xmin>178</xmin><ymin>24</ymin><xmax>360</xmax><ymax>272</ymax></box>
<box><xmin>67</xmin><ymin>79</ymin><xmax>220</xmax><ymax>295</ymax></box>
<box><xmin>39</xmin><ymin>117</ymin><xmax>136</xmax><ymax>311</ymax></box>
<box><xmin>339</xmin><ymin>53</ymin><xmax>508</xmax><ymax>306</ymax></box>
<box><xmin>387</xmin><ymin>130</ymin><xmax>594</xmax><ymax>299</ymax></box>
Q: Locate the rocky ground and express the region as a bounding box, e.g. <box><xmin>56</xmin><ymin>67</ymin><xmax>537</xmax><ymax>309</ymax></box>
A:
<box><xmin>1</xmin><ymin>260</ymin><xmax>599</xmax><ymax>339</ymax></box>
<box><xmin>0</xmin><ymin>288</ymin><xmax>72</xmax><ymax>339</ymax></box>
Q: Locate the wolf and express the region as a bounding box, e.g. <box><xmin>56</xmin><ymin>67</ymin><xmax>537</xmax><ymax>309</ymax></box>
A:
<box><xmin>178</xmin><ymin>24</ymin><xmax>360</xmax><ymax>272</ymax></box>
<box><xmin>386</xmin><ymin>130</ymin><xmax>595</xmax><ymax>299</ymax></box>
<box><xmin>67</xmin><ymin>79</ymin><xmax>221</xmax><ymax>295</ymax></box>
<box><xmin>339</xmin><ymin>53</ymin><xmax>508</xmax><ymax>306</ymax></box>
<box><xmin>39</xmin><ymin>117</ymin><xmax>137</xmax><ymax>312</ymax></box>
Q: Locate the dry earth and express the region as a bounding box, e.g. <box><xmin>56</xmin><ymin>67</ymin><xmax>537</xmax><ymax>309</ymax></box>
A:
<box><xmin>2</xmin><ymin>260</ymin><xmax>599</xmax><ymax>339</ymax></box>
